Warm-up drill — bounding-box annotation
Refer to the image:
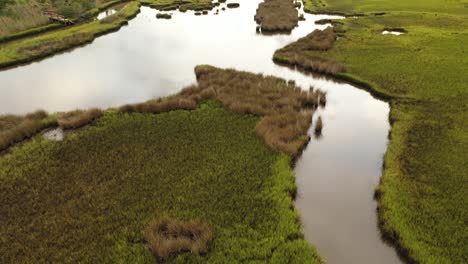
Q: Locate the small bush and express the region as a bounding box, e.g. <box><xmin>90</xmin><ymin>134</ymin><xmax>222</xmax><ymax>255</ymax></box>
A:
<box><xmin>144</xmin><ymin>218</ymin><xmax>213</xmax><ymax>260</ymax></box>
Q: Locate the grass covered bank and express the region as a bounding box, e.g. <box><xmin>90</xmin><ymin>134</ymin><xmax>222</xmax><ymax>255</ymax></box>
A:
<box><xmin>0</xmin><ymin>1</ymin><xmax>142</xmax><ymax>69</ymax></box>
<box><xmin>0</xmin><ymin>0</ymin><xmax>214</xmax><ymax>69</ymax></box>
<box><xmin>275</xmin><ymin>1</ymin><xmax>468</xmax><ymax>263</ymax></box>
<box><xmin>0</xmin><ymin>67</ymin><xmax>322</xmax><ymax>263</ymax></box>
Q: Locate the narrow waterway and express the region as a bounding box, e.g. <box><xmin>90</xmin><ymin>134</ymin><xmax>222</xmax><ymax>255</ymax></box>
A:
<box><xmin>0</xmin><ymin>1</ymin><xmax>401</xmax><ymax>263</ymax></box>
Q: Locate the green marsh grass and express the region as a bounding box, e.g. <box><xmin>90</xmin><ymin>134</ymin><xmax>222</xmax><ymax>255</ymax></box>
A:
<box><xmin>0</xmin><ymin>101</ymin><xmax>321</xmax><ymax>263</ymax></box>
<box><xmin>277</xmin><ymin>0</ymin><xmax>468</xmax><ymax>262</ymax></box>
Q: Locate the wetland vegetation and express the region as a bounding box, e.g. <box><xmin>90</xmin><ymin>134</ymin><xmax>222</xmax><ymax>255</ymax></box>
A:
<box><xmin>278</xmin><ymin>0</ymin><xmax>468</xmax><ymax>263</ymax></box>
<box><xmin>0</xmin><ymin>0</ymin><xmax>466</xmax><ymax>263</ymax></box>
<box><xmin>0</xmin><ymin>67</ymin><xmax>322</xmax><ymax>263</ymax></box>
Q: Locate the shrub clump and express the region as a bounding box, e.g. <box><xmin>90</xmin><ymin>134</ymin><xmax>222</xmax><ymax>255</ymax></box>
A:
<box><xmin>0</xmin><ymin>110</ymin><xmax>50</xmax><ymax>151</ymax></box>
<box><xmin>57</xmin><ymin>108</ymin><xmax>103</xmax><ymax>129</ymax></box>
<box><xmin>274</xmin><ymin>27</ymin><xmax>346</xmax><ymax>74</ymax></box>
<box><xmin>144</xmin><ymin>218</ymin><xmax>213</xmax><ymax>260</ymax></box>
<box><xmin>255</xmin><ymin>0</ymin><xmax>298</xmax><ymax>33</ymax></box>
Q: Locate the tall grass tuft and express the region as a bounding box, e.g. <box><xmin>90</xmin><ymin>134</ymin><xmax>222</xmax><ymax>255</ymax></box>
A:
<box><xmin>144</xmin><ymin>218</ymin><xmax>213</xmax><ymax>260</ymax></box>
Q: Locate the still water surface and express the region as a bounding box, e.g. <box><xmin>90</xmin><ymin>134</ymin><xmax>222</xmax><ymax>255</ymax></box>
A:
<box><xmin>0</xmin><ymin>1</ymin><xmax>401</xmax><ymax>263</ymax></box>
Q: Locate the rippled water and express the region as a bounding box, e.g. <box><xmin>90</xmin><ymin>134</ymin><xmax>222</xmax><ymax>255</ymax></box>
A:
<box><xmin>0</xmin><ymin>1</ymin><xmax>402</xmax><ymax>263</ymax></box>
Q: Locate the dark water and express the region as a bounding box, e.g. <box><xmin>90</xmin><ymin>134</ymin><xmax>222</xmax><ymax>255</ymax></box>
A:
<box><xmin>0</xmin><ymin>1</ymin><xmax>401</xmax><ymax>263</ymax></box>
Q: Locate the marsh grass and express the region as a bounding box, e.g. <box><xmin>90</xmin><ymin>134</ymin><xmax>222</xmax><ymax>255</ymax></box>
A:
<box><xmin>58</xmin><ymin>108</ymin><xmax>103</xmax><ymax>129</ymax></box>
<box><xmin>120</xmin><ymin>66</ymin><xmax>326</xmax><ymax>157</ymax></box>
<box><xmin>0</xmin><ymin>101</ymin><xmax>321</xmax><ymax>263</ymax></box>
<box><xmin>274</xmin><ymin>27</ymin><xmax>346</xmax><ymax>74</ymax></box>
<box><xmin>277</xmin><ymin>1</ymin><xmax>468</xmax><ymax>262</ymax></box>
<box><xmin>0</xmin><ymin>1</ymin><xmax>49</xmax><ymax>36</ymax></box>
<box><xmin>255</xmin><ymin>0</ymin><xmax>298</xmax><ymax>33</ymax></box>
<box><xmin>144</xmin><ymin>218</ymin><xmax>213</xmax><ymax>260</ymax></box>
<box><xmin>0</xmin><ymin>110</ymin><xmax>53</xmax><ymax>151</ymax></box>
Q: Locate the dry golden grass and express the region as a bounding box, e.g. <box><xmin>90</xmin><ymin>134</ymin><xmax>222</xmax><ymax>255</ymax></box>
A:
<box><xmin>255</xmin><ymin>0</ymin><xmax>298</xmax><ymax>33</ymax></box>
<box><xmin>274</xmin><ymin>27</ymin><xmax>346</xmax><ymax>74</ymax></box>
<box><xmin>120</xmin><ymin>66</ymin><xmax>326</xmax><ymax>157</ymax></box>
<box><xmin>144</xmin><ymin>218</ymin><xmax>213</xmax><ymax>260</ymax></box>
<box><xmin>0</xmin><ymin>110</ymin><xmax>49</xmax><ymax>150</ymax></box>
<box><xmin>57</xmin><ymin>108</ymin><xmax>103</xmax><ymax>129</ymax></box>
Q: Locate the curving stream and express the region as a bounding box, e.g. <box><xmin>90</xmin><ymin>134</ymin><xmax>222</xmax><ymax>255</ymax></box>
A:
<box><xmin>0</xmin><ymin>1</ymin><xmax>402</xmax><ymax>263</ymax></box>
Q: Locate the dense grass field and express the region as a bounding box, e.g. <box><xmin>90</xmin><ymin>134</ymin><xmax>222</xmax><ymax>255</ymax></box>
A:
<box><xmin>0</xmin><ymin>101</ymin><xmax>320</xmax><ymax>263</ymax></box>
<box><xmin>278</xmin><ymin>0</ymin><xmax>468</xmax><ymax>263</ymax></box>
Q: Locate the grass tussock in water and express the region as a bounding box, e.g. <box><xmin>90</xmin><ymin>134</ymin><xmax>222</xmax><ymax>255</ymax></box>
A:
<box><xmin>120</xmin><ymin>65</ymin><xmax>326</xmax><ymax>157</ymax></box>
<box><xmin>0</xmin><ymin>110</ymin><xmax>54</xmax><ymax>151</ymax></box>
<box><xmin>0</xmin><ymin>99</ymin><xmax>321</xmax><ymax>263</ymax></box>
<box><xmin>274</xmin><ymin>27</ymin><xmax>346</xmax><ymax>74</ymax></box>
<box><xmin>254</xmin><ymin>0</ymin><xmax>298</xmax><ymax>33</ymax></box>
<box><xmin>144</xmin><ymin>217</ymin><xmax>213</xmax><ymax>260</ymax></box>
<box><xmin>57</xmin><ymin>108</ymin><xmax>103</xmax><ymax>129</ymax></box>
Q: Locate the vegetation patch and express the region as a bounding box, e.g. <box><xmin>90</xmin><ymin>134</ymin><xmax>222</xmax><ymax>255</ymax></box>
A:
<box><xmin>0</xmin><ymin>110</ymin><xmax>56</xmax><ymax>151</ymax></box>
<box><xmin>226</xmin><ymin>2</ymin><xmax>239</xmax><ymax>8</ymax></box>
<box><xmin>121</xmin><ymin>65</ymin><xmax>326</xmax><ymax>157</ymax></box>
<box><xmin>274</xmin><ymin>27</ymin><xmax>346</xmax><ymax>74</ymax></box>
<box><xmin>255</xmin><ymin>0</ymin><xmax>298</xmax><ymax>33</ymax></box>
<box><xmin>156</xmin><ymin>12</ymin><xmax>172</xmax><ymax>19</ymax></box>
<box><xmin>0</xmin><ymin>1</ymin><xmax>141</xmax><ymax>69</ymax></box>
<box><xmin>0</xmin><ymin>98</ymin><xmax>321</xmax><ymax>263</ymax></box>
<box><xmin>57</xmin><ymin>108</ymin><xmax>103</xmax><ymax>129</ymax></box>
<box><xmin>144</xmin><ymin>217</ymin><xmax>213</xmax><ymax>260</ymax></box>
<box><xmin>278</xmin><ymin>0</ymin><xmax>468</xmax><ymax>262</ymax></box>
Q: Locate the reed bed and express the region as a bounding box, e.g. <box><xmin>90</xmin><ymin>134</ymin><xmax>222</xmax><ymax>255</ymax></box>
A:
<box><xmin>0</xmin><ymin>110</ymin><xmax>51</xmax><ymax>151</ymax></box>
<box><xmin>254</xmin><ymin>0</ymin><xmax>298</xmax><ymax>33</ymax></box>
<box><xmin>57</xmin><ymin>108</ymin><xmax>103</xmax><ymax>129</ymax></box>
<box><xmin>144</xmin><ymin>218</ymin><xmax>213</xmax><ymax>260</ymax></box>
<box><xmin>121</xmin><ymin>66</ymin><xmax>326</xmax><ymax>157</ymax></box>
<box><xmin>274</xmin><ymin>27</ymin><xmax>346</xmax><ymax>74</ymax></box>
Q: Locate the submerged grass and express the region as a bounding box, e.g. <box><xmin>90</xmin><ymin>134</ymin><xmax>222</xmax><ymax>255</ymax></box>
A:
<box><xmin>276</xmin><ymin>1</ymin><xmax>468</xmax><ymax>263</ymax></box>
<box><xmin>254</xmin><ymin>0</ymin><xmax>298</xmax><ymax>33</ymax></box>
<box><xmin>0</xmin><ymin>100</ymin><xmax>321</xmax><ymax>263</ymax></box>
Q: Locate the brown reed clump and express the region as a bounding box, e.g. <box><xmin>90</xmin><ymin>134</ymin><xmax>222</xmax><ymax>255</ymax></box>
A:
<box><xmin>120</xmin><ymin>65</ymin><xmax>326</xmax><ymax>157</ymax></box>
<box><xmin>57</xmin><ymin>108</ymin><xmax>103</xmax><ymax>129</ymax></box>
<box><xmin>0</xmin><ymin>110</ymin><xmax>49</xmax><ymax>151</ymax></box>
<box><xmin>144</xmin><ymin>218</ymin><xmax>213</xmax><ymax>260</ymax></box>
<box><xmin>275</xmin><ymin>27</ymin><xmax>347</xmax><ymax>74</ymax></box>
<box><xmin>254</xmin><ymin>0</ymin><xmax>298</xmax><ymax>33</ymax></box>
<box><xmin>314</xmin><ymin>116</ymin><xmax>323</xmax><ymax>134</ymax></box>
